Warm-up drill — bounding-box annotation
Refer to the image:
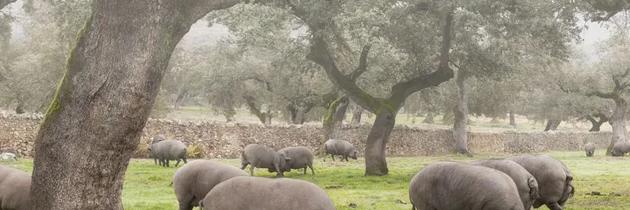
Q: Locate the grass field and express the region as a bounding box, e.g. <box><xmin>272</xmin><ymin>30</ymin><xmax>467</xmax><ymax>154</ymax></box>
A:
<box><xmin>2</xmin><ymin>151</ymin><xmax>629</xmax><ymax>210</ymax></box>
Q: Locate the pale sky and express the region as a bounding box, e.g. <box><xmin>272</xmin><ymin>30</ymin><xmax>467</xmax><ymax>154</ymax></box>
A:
<box><xmin>2</xmin><ymin>2</ymin><xmax>615</xmax><ymax>64</ymax></box>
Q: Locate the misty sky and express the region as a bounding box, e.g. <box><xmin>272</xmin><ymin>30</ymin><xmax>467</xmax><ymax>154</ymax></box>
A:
<box><xmin>2</xmin><ymin>1</ymin><xmax>615</xmax><ymax>64</ymax></box>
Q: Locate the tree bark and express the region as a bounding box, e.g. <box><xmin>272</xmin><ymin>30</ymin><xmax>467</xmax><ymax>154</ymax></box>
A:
<box><xmin>365</xmin><ymin>110</ymin><xmax>396</xmax><ymax>176</ymax></box>
<box><xmin>585</xmin><ymin>114</ymin><xmax>608</xmax><ymax>132</ymax></box>
<box><xmin>509</xmin><ymin>111</ymin><xmax>516</xmax><ymax>127</ymax></box>
<box><xmin>608</xmin><ymin>98</ymin><xmax>627</xmax><ymax>155</ymax></box>
<box><xmin>243</xmin><ymin>95</ymin><xmax>272</xmax><ymax>125</ymax></box>
<box><xmin>287</xmin><ymin>103</ymin><xmax>314</xmax><ymax>124</ymax></box>
<box><xmin>422</xmin><ymin>112</ymin><xmax>434</xmax><ymax>123</ymax></box>
<box><xmin>0</xmin><ymin>0</ymin><xmax>16</xmax><ymax>10</ymax></box>
<box><xmin>544</xmin><ymin>119</ymin><xmax>561</xmax><ymax>131</ymax></box>
<box><xmin>31</xmin><ymin>1</ymin><xmax>240</xmax><ymax>209</ymax></box>
<box><xmin>173</xmin><ymin>89</ymin><xmax>189</xmax><ymax>110</ymax></box>
<box><xmin>351</xmin><ymin>105</ymin><xmax>363</xmax><ymax>125</ymax></box>
<box><xmin>323</xmin><ymin>96</ymin><xmax>349</xmax><ymax>140</ymax></box>
<box><xmin>452</xmin><ymin>70</ymin><xmax>471</xmax><ymax>156</ymax></box>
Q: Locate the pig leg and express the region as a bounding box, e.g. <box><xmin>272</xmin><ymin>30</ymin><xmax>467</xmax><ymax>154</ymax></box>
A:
<box><xmin>331</xmin><ymin>154</ymin><xmax>335</xmax><ymax>161</ymax></box>
<box><xmin>175</xmin><ymin>159</ymin><xmax>181</xmax><ymax>167</ymax></box>
<box><xmin>178</xmin><ymin>195</ymin><xmax>195</xmax><ymax>210</ymax></box>
<box><xmin>303</xmin><ymin>167</ymin><xmax>307</xmax><ymax>175</ymax></box>
<box><xmin>275</xmin><ymin>164</ymin><xmax>284</xmax><ymax>177</ymax></box>
<box><xmin>182</xmin><ymin>157</ymin><xmax>187</xmax><ymax>164</ymax></box>
<box><xmin>308</xmin><ymin>163</ymin><xmax>315</xmax><ymax>175</ymax></box>
<box><xmin>249</xmin><ymin>166</ymin><xmax>255</xmax><ymax>176</ymax></box>
<box><xmin>241</xmin><ymin>161</ymin><xmax>249</xmax><ymax>170</ymax></box>
<box><xmin>546</xmin><ymin>202</ymin><xmax>563</xmax><ymax>210</ymax></box>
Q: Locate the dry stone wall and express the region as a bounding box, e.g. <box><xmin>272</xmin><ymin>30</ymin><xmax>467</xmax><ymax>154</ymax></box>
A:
<box><xmin>0</xmin><ymin>114</ymin><xmax>612</xmax><ymax>158</ymax></box>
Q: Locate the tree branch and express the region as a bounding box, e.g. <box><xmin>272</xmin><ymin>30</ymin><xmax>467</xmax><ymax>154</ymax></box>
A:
<box><xmin>287</xmin><ymin>2</ymin><xmax>383</xmax><ymax>113</ymax></box>
<box><xmin>0</xmin><ymin>0</ymin><xmax>16</xmax><ymax>10</ymax></box>
<box><xmin>348</xmin><ymin>44</ymin><xmax>371</xmax><ymax>81</ymax></box>
<box><xmin>586</xmin><ymin>0</ymin><xmax>630</xmax><ymax>21</ymax></box>
<box><xmin>613</xmin><ymin>68</ymin><xmax>630</xmax><ymax>90</ymax></box>
<box><xmin>388</xmin><ymin>9</ymin><xmax>455</xmax><ymax>106</ymax></box>
<box><xmin>587</xmin><ymin>90</ymin><xmax>617</xmax><ymax>99</ymax></box>
<box><xmin>306</xmin><ymin>36</ymin><xmax>383</xmax><ymax>113</ymax></box>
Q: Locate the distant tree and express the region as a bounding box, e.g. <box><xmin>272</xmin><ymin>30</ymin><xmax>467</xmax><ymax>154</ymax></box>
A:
<box><xmin>584</xmin><ymin>35</ymin><xmax>630</xmax><ymax>154</ymax></box>
<box><xmin>0</xmin><ymin>1</ymin><xmax>91</xmax><ymax>113</ymax></box>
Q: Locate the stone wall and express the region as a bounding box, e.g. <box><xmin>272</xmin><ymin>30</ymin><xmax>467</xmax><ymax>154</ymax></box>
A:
<box><xmin>0</xmin><ymin>114</ymin><xmax>612</xmax><ymax>158</ymax></box>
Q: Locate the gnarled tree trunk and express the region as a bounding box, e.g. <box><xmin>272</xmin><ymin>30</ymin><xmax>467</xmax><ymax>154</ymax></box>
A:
<box><xmin>608</xmin><ymin>98</ymin><xmax>627</xmax><ymax>155</ymax></box>
<box><xmin>423</xmin><ymin>112</ymin><xmax>434</xmax><ymax>123</ymax></box>
<box><xmin>509</xmin><ymin>111</ymin><xmax>516</xmax><ymax>127</ymax></box>
<box><xmin>173</xmin><ymin>89</ymin><xmax>189</xmax><ymax>110</ymax></box>
<box><xmin>585</xmin><ymin>113</ymin><xmax>608</xmax><ymax>132</ymax></box>
<box><xmin>243</xmin><ymin>95</ymin><xmax>272</xmax><ymax>125</ymax></box>
<box><xmin>30</xmin><ymin>1</ymin><xmax>240</xmax><ymax>209</ymax></box>
<box><xmin>351</xmin><ymin>104</ymin><xmax>363</xmax><ymax>125</ymax></box>
<box><xmin>365</xmin><ymin>110</ymin><xmax>396</xmax><ymax>176</ymax></box>
<box><xmin>323</xmin><ymin>96</ymin><xmax>349</xmax><ymax>140</ymax></box>
<box><xmin>452</xmin><ymin>70</ymin><xmax>471</xmax><ymax>155</ymax></box>
<box><xmin>290</xmin><ymin>3</ymin><xmax>454</xmax><ymax>175</ymax></box>
<box><xmin>544</xmin><ymin>119</ymin><xmax>561</xmax><ymax>131</ymax></box>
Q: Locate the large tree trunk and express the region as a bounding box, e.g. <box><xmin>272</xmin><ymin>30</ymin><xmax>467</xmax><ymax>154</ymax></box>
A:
<box><xmin>287</xmin><ymin>103</ymin><xmax>314</xmax><ymax>124</ymax></box>
<box><xmin>30</xmin><ymin>1</ymin><xmax>239</xmax><ymax>209</ymax></box>
<box><xmin>608</xmin><ymin>98</ymin><xmax>627</xmax><ymax>155</ymax></box>
<box><xmin>509</xmin><ymin>111</ymin><xmax>516</xmax><ymax>127</ymax></box>
<box><xmin>423</xmin><ymin>112</ymin><xmax>434</xmax><ymax>123</ymax></box>
<box><xmin>544</xmin><ymin>119</ymin><xmax>561</xmax><ymax>131</ymax></box>
<box><xmin>586</xmin><ymin>113</ymin><xmax>608</xmax><ymax>132</ymax></box>
<box><xmin>243</xmin><ymin>95</ymin><xmax>272</xmax><ymax>125</ymax></box>
<box><xmin>365</xmin><ymin>110</ymin><xmax>396</xmax><ymax>176</ymax></box>
<box><xmin>452</xmin><ymin>71</ymin><xmax>471</xmax><ymax>156</ymax></box>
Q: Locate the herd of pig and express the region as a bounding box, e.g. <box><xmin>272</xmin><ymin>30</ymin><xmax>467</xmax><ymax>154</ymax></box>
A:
<box><xmin>1</xmin><ymin>136</ymin><xmax>622</xmax><ymax>210</ymax></box>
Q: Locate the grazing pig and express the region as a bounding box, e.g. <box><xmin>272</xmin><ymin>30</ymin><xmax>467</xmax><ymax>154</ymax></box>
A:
<box><xmin>150</xmin><ymin>135</ymin><xmax>166</xmax><ymax>165</ymax></box>
<box><xmin>173</xmin><ymin>160</ymin><xmax>248</xmax><ymax>210</ymax></box>
<box><xmin>409</xmin><ymin>162</ymin><xmax>524</xmax><ymax>210</ymax></box>
<box><xmin>0</xmin><ymin>165</ymin><xmax>31</xmax><ymax>210</ymax></box>
<box><xmin>472</xmin><ymin>159</ymin><xmax>539</xmax><ymax>210</ymax></box>
<box><xmin>585</xmin><ymin>143</ymin><xmax>595</xmax><ymax>157</ymax></box>
<box><xmin>149</xmin><ymin>139</ymin><xmax>187</xmax><ymax>167</ymax></box>
<box><xmin>199</xmin><ymin>176</ymin><xmax>335</xmax><ymax>210</ymax></box>
<box><xmin>509</xmin><ymin>155</ymin><xmax>574</xmax><ymax>210</ymax></box>
<box><xmin>240</xmin><ymin>144</ymin><xmax>290</xmax><ymax>177</ymax></box>
<box><xmin>323</xmin><ymin>139</ymin><xmax>358</xmax><ymax>161</ymax></box>
<box><xmin>612</xmin><ymin>141</ymin><xmax>630</xmax><ymax>156</ymax></box>
<box><xmin>274</xmin><ymin>146</ymin><xmax>315</xmax><ymax>175</ymax></box>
